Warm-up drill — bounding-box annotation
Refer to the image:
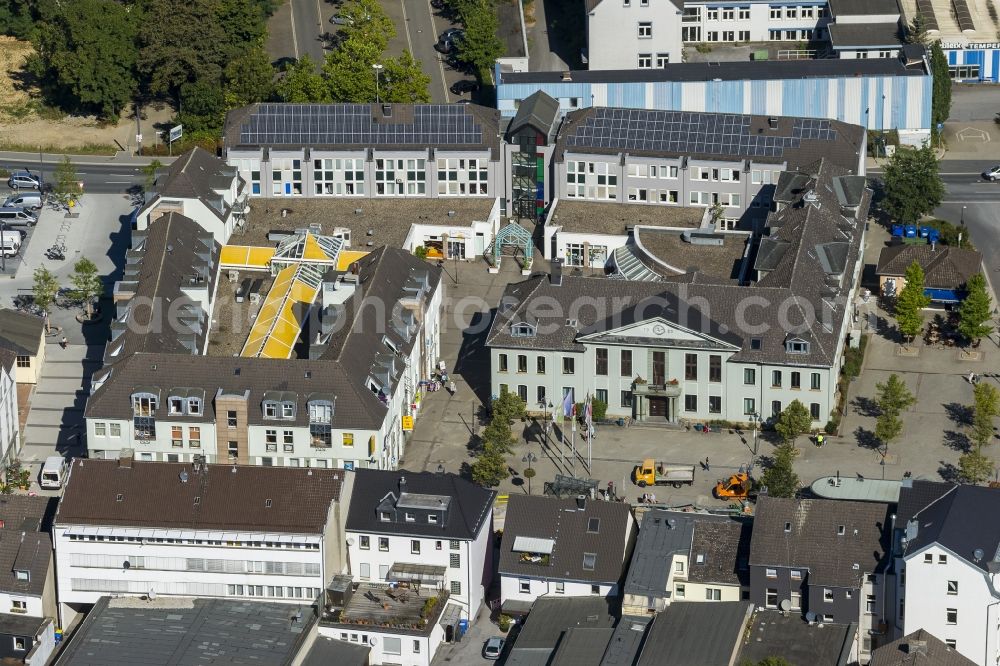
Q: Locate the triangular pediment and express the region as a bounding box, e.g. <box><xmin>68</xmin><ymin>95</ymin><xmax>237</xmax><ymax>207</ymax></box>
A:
<box><xmin>578</xmin><ymin>316</ymin><xmax>738</xmax><ymax>349</ymax></box>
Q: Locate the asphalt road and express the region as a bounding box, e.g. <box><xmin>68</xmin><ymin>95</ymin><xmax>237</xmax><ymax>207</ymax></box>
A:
<box><xmin>290</xmin><ymin>0</ymin><xmax>328</xmax><ymax>64</ymax></box>
<box><xmin>0</xmin><ymin>157</ymin><xmax>143</xmax><ymax>195</ymax></box>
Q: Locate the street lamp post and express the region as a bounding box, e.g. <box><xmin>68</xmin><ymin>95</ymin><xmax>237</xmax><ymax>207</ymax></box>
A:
<box><xmin>961</xmin><ymin>205</ymin><xmax>967</xmax><ymax>227</ymax></box>
<box><xmin>749</xmin><ymin>412</ymin><xmax>761</xmax><ymax>467</ymax></box>
<box><xmin>522</xmin><ymin>452</ymin><xmax>537</xmax><ymax>495</ymax></box>
<box><xmin>372</xmin><ymin>63</ymin><xmax>384</xmax><ymax>103</ymax></box>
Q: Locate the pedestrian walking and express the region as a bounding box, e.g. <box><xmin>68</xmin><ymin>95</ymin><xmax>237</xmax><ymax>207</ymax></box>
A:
<box><xmin>59</xmin><ymin>336</ymin><xmax>68</xmax><ymax>349</ymax></box>
<box><xmin>448</xmin><ymin>381</ymin><xmax>456</xmax><ymax>395</ymax></box>
<box><xmin>705</xmin><ymin>456</ymin><xmax>710</xmax><ymax>471</ymax></box>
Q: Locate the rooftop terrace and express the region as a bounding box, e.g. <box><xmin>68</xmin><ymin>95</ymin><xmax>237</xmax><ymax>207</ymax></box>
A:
<box><xmin>239</xmin><ymin>198</ymin><xmax>497</xmax><ymax>249</ymax></box>
<box><xmin>321</xmin><ymin>582</ymin><xmax>449</xmax><ymax>635</ymax></box>
<box><xmin>634</xmin><ymin>228</ymin><xmax>751</xmax><ymax>282</ymax></box>
<box><xmin>550</xmin><ymin>200</ymin><xmax>704</xmax><ymax>235</ymax></box>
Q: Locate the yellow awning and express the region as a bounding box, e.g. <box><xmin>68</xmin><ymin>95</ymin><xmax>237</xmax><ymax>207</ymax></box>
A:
<box><xmin>241</xmin><ymin>265</ymin><xmax>319</xmax><ymax>359</ymax></box>
<box><xmin>337</xmin><ymin>250</ymin><xmax>369</xmax><ymax>272</ymax></box>
<box><xmin>302</xmin><ymin>232</ymin><xmax>328</xmax><ymax>261</ymax></box>
<box><xmin>220</xmin><ymin>245</ymin><xmax>275</xmax><ymax>269</ymax></box>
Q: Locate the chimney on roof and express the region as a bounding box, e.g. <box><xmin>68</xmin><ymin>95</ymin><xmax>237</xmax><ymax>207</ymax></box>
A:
<box><xmin>399</xmin><ymin>475</ymin><xmax>407</xmax><ymax>494</ymax></box>
<box><xmin>575</xmin><ymin>494</ymin><xmax>586</xmax><ymax>511</ymax></box>
<box><xmin>561</xmin><ymin>71</ymin><xmax>572</xmax><ymax>82</ymax></box>
<box><xmin>118</xmin><ymin>449</ymin><xmax>134</xmax><ymax>469</ymax></box>
<box><xmin>550</xmin><ymin>258</ymin><xmax>563</xmax><ymax>286</ymax></box>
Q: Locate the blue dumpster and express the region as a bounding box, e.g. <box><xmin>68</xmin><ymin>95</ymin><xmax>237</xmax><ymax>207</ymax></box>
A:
<box><xmin>458</xmin><ymin>619</ymin><xmax>469</xmax><ymax>640</ymax></box>
<box><xmin>891</xmin><ymin>224</ymin><xmax>904</xmax><ymax>237</ymax></box>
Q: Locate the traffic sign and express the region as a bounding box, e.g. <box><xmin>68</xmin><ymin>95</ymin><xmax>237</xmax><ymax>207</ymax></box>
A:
<box><xmin>402</xmin><ymin>415</ymin><xmax>414</xmax><ymax>431</ymax></box>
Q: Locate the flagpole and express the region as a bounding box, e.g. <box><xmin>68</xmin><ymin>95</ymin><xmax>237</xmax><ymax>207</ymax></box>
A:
<box><xmin>586</xmin><ymin>394</ymin><xmax>593</xmax><ymax>475</ymax></box>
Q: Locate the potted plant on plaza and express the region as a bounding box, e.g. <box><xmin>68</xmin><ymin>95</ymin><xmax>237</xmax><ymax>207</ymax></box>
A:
<box><xmin>498</xmin><ymin>614</ymin><xmax>513</xmax><ymax>633</ymax></box>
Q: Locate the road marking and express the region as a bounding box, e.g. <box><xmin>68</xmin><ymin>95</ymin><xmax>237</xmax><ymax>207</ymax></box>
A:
<box><xmin>289</xmin><ymin>0</ymin><xmax>300</xmax><ymax>58</ymax></box>
<box><xmin>939</xmin><ymin>172</ymin><xmax>982</xmax><ymax>176</ymax></box>
<box><xmin>940</xmin><ymin>200</ymin><xmax>1000</xmax><ymax>204</ymax></box>
<box><xmin>106</xmin><ymin>181</ymin><xmax>131</xmax><ymax>184</ymax></box>
<box><xmin>422</xmin><ymin>0</ymin><xmax>451</xmax><ymax>101</ymax></box>
<box><xmin>399</xmin><ymin>0</ymin><xmax>414</xmax><ymax>53</ymax></box>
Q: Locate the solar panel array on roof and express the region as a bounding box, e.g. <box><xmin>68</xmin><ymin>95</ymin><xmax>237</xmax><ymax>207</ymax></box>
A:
<box><xmin>239</xmin><ymin>103</ymin><xmax>484</xmax><ymax>146</ymax></box>
<box><xmin>951</xmin><ymin>0</ymin><xmax>975</xmax><ymax>32</ymax></box>
<box><xmin>915</xmin><ymin>0</ymin><xmax>939</xmax><ymax>30</ymax></box>
<box><xmin>564</xmin><ymin>109</ymin><xmax>836</xmax><ymax>157</ymax></box>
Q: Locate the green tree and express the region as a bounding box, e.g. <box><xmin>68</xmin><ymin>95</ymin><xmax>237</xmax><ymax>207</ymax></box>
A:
<box><xmin>382</xmin><ymin>51</ymin><xmax>432</xmax><ymax>103</ymax></box>
<box><xmin>972</xmin><ymin>382</ymin><xmax>999</xmax><ymax>450</ymax></box>
<box><xmin>455</xmin><ymin>0</ymin><xmax>504</xmax><ymax>75</ymax></box>
<box><xmin>178</xmin><ymin>80</ymin><xmax>227</xmax><ymax>134</ymax></box>
<box><xmin>32</xmin><ymin>266</ymin><xmax>59</xmax><ymax>331</ymax></box>
<box><xmin>880</xmin><ymin>144</ymin><xmax>945</xmax><ymax>224</ymax></box>
<box><xmin>740</xmin><ymin>659</ymin><xmax>793</xmax><ymax>666</ymax></box>
<box><xmin>471</xmin><ymin>445</ymin><xmax>509</xmax><ymax>487</ymax></box>
<box><xmin>481</xmin><ymin>417</ymin><xmax>515</xmax><ymax>455</ymax></box>
<box><xmin>275</xmin><ymin>56</ymin><xmax>330</xmax><ymax>103</ymax></box>
<box><xmin>0</xmin><ymin>0</ymin><xmax>34</xmax><ymax>39</ymax></box>
<box><xmin>774</xmin><ymin>399</ymin><xmax>812</xmax><ymax>445</ymax></box>
<box><xmin>959</xmin><ymin>447</ymin><xmax>994</xmax><ymax>484</ymax></box>
<box><xmin>223</xmin><ymin>46</ymin><xmax>274</xmax><ymax>108</ymax></box>
<box><xmin>930</xmin><ymin>41</ymin><xmax>952</xmax><ymax>128</ymax></box>
<box><xmin>492</xmin><ymin>391</ymin><xmax>526</xmax><ymax>426</ymax></box>
<box><xmin>958</xmin><ymin>273</ymin><xmax>994</xmax><ymax>345</ymax></box>
<box><xmin>30</xmin><ymin>0</ymin><xmax>139</xmax><ymax>119</ymax></box>
<box><xmin>53</xmin><ymin>156</ymin><xmax>83</xmax><ymax>207</ymax></box>
<box><xmin>69</xmin><ymin>258</ymin><xmax>103</xmax><ymax>318</ymax></box>
<box><xmin>874</xmin><ymin>374</ymin><xmax>916</xmax><ymax>455</ymax></box>
<box><xmin>141</xmin><ymin>159</ymin><xmax>164</xmax><ymax>192</ymax></box>
<box><xmin>760</xmin><ymin>444</ymin><xmax>799</xmax><ymax>498</ymax></box>
<box><xmin>895</xmin><ymin>261</ymin><xmax>932</xmax><ymax>341</ymax></box>
<box><xmin>904</xmin><ymin>15</ymin><xmax>928</xmax><ymax>44</ymax></box>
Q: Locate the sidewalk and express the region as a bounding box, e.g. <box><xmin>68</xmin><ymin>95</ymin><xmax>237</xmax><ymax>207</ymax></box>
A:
<box><xmin>0</xmin><ymin>150</ymin><xmax>175</xmax><ymax>166</ymax></box>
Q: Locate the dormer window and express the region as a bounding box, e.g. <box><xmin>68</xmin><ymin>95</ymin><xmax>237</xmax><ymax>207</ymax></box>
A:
<box><xmin>405</xmin><ymin>512</ymin><xmax>415</xmax><ymax>522</ymax></box>
<box><xmin>379</xmin><ymin>511</ymin><xmax>391</xmax><ymax>522</ymax></box>
<box><xmin>13</xmin><ymin>569</ymin><xmax>29</xmax><ymax>582</ymax></box>
<box><xmin>382</xmin><ymin>335</ymin><xmax>399</xmax><ymax>353</ymax></box>
<box><xmin>308</xmin><ymin>401</ymin><xmax>332</xmax><ymax>425</ymax></box>
<box><xmin>131</xmin><ymin>392</ymin><xmax>158</xmax><ymax>416</ymax></box>
<box><xmin>511</xmin><ymin>323</ymin><xmax>535</xmax><ymax>338</ymax></box>
<box><xmin>169</xmin><ymin>397</ymin><xmax>184</xmax><ymax>415</ymax></box>
<box><xmin>428</xmin><ymin>514</ymin><xmax>438</xmax><ymax>524</ymax></box>
<box><xmin>786</xmin><ymin>339</ymin><xmax>809</xmax><ymax>354</ymax></box>
<box><xmin>582</xmin><ymin>553</ymin><xmax>597</xmax><ymax>571</ymax></box>
<box><xmin>188</xmin><ymin>398</ymin><xmax>202</xmax><ymax>415</ymax></box>
<box><xmin>264</xmin><ymin>401</ymin><xmax>278</xmax><ymax>418</ymax></box>
<box><xmin>281</xmin><ymin>402</ymin><xmax>295</xmax><ymax>419</ymax></box>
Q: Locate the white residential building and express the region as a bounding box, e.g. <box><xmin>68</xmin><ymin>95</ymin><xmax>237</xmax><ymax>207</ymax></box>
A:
<box><xmin>138</xmin><ymin>147</ymin><xmax>248</xmax><ymax>244</ymax></box>
<box><xmin>0</xmin><ymin>351</ymin><xmax>18</xmax><ymax>468</ymax></box>
<box><xmin>894</xmin><ymin>481</ymin><xmax>1000</xmax><ymax>666</ymax></box>
<box><xmin>0</xmin><ymin>496</ymin><xmax>57</xmax><ymax>620</ymax></box>
<box><xmin>498</xmin><ymin>495</ymin><xmax>635</xmax><ymax>615</ymax></box>
<box><xmin>53</xmin><ymin>456</ymin><xmax>353</xmax><ymax>627</ymax></box>
<box><xmin>344</xmin><ymin>469</ymin><xmax>496</xmax><ymax>623</ymax></box>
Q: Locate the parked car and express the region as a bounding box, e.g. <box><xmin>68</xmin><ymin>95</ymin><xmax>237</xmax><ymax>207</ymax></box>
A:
<box><xmin>983</xmin><ymin>165</ymin><xmax>1000</xmax><ymax>181</ymax></box>
<box><xmin>431</xmin><ymin>0</ymin><xmax>446</xmax><ymax>9</ymax></box>
<box><xmin>449</xmin><ymin>79</ymin><xmax>479</xmax><ymax>95</ymax></box>
<box><xmin>2</xmin><ymin>192</ymin><xmax>43</xmax><ymax>210</ymax></box>
<box><xmin>330</xmin><ymin>13</ymin><xmax>354</xmax><ymax>25</ymax></box>
<box><xmin>435</xmin><ymin>28</ymin><xmax>465</xmax><ymax>53</ymax></box>
<box><xmin>7</xmin><ymin>169</ymin><xmax>42</xmax><ymax>190</ymax></box>
<box><xmin>0</xmin><ymin>207</ymin><xmax>37</xmax><ymax>227</ymax></box>
<box><xmin>483</xmin><ymin>637</ymin><xmax>504</xmax><ymax>660</ymax></box>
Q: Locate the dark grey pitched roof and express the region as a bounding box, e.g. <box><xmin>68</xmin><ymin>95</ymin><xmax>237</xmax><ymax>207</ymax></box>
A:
<box><xmin>0</xmin><ymin>495</ymin><xmax>55</xmax><ymax>597</ymax></box>
<box><xmin>637</xmin><ymin>602</ymin><xmax>752</xmax><ymax>666</ymax></box>
<box><xmin>895</xmin><ymin>479</ymin><xmax>953</xmax><ymax>528</ymax></box>
<box><xmin>55</xmin><ymin>596</ymin><xmax>314</xmax><ymax>666</ymax></box>
<box><xmin>600</xmin><ymin>618</ymin><xmax>650</xmax><ymax>666</ymax></box>
<box><xmin>737</xmin><ymin>610</ymin><xmax>855</xmax><ymax>666</ymax></box>
<box><xmin>302</xmin><ymin>635</ymin><xmax>371</xmax><ymax>666</ymax></box>
<box><xmin>828</xmin><ymin>0</ymin><xmax>900</xmax><ymax>17</ymax></box>
<box><xmin>501</xmin><ymin>56</ymin><xmax>926</xmax><ymax>88</ymax></box>
<box><xmin>623</xmin><ymin>510</ymin><xmax>696</xmax><ymax>598</ymax></box>
<box><xmin>687</xmin><ymin>518</ymin><xmax>752</xmax><ymax>586</ymax></box>
<box><xmin>109</xmin><ymin>212</ymin><xmax>219</xmax><ymax>360</ymax></box>
<box><xmin>900</xmin><ymin>484</ymin><xmax>1000</xmax><ymax>571</ymax></box>
<box><xmin>0</xmin><ymin>308</ymin><xmax>45</xmax><ymax>356</ymax></box>
<box><xmin>509</xmin><ymin>91</ymin><xmax>560</xmax><ymax>138</ymax></box>
<box><xmin>507</xmin><ymin>596</ymin><xmax>617</xmax><ymax>666</ymax></box>
<box><xmin>151</xmin><ymin>147</ymin><xmax>241</xmax><ymax>221</ymax></box>
<box><xmin>829</xmin><ymin>21</ymin><xmax>903</xmax><ymax>48</ymax></box>
<box><xmin>555</xmin><ymin>109</ymin><xmax>865</xmax><ymax>172</ymax></box>
<box><xmin>550</xmin><ymin>627</ymin><xmax>616</xmax><ymax>666</ymax></box>
<box><xmin>56</xmin><ymin>459</ymin><xmax>344</xmax><ymax>533</ymax></box>
<box><xmin>345</xmin><ymin>469</ymin><xmax>495</xmax><ymax>541</ymax></box>
<box><xmin>833</xmin><ymin>174</ymin><xmax>868</xmax><ymax>207</ymax></box>
<box><xmin>499</xmin><ymin>495</ymin><xmax>633</xmax><ymax>584</ymax></box>
<box><xmin>85</xmin><ymin>352</ymin><xmax>388</xmax><ymax>430</ymax></box>
<box><xmin>749</xmin><ymin>496</ymin><xmax>891</xmax><ymax>588</ymax></box>
<box><xmin>0</xmin><ymin>612</ymin><xmax>47</xmax><ymax>638</ymax></box>
<box><xmin>224</xmin><ymin>103</ymin><xmax>503</xmax><ymax>158</ymax></box>
<box><xmin>870</xmin><ymin>629</ymin><xmax>977</xmax><ymax>666</ymax></box>
<box><xmin>875</xmin><ymin>244</ymin><xmax>982</xmax><ymax>289</ymax></box>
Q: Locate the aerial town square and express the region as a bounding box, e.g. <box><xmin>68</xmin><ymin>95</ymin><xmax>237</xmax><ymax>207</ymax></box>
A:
<box><xmin>0</xmin><ymin>0</ymin><xmax>998</xmax><ymax>663</ymax></box>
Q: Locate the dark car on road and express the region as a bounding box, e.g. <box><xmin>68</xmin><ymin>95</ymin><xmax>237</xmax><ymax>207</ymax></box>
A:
<box><xmin>449</xmin><ymin>79</ymin><xmax>479</xmax><ymax>95</ymax></box>
<box><xmin>434</xmin><ymin>28</ymin><xmax>464</xmax><ymax>54</ymax></box>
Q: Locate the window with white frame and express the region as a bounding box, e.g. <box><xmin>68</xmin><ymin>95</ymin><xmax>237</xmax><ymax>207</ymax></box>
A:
<box><xmin>638</xmin><ymin>53</ymin><xmax>652</xmax><ymax>68</ymax></box>
<box><xmin>738</xmin><ymin>6</ymin><xmax>750</xmax><ymax>19</ymax></box>
<box><xmin>656</xmin><ymin>53</ymin><xmax>670</xmax><ymax>67</ymax></box>
<box><xmin>233</xmin><ymin>158</ymin><xmax>262</xmax><ymax>195</ymax></box>
<box><xmin>689</xmin><ymin>191</ymin><xmax>713</xmax><ymax>206</ymax></box>
<box><xmin>375</xmin><ymin>158</ymin><xmax>426</xmax><ymax>195</ymax></box>
<box><xmin>313</xmin><ymin>157</ymin><xmax>366</xmax><ymax>195</ymax></box>
<box><xmin>722</xmin><ymin>7</ymin><xmax>734</xmax><ymax>19</ymax></box>
<box><xmin>567</xmin><ymin>160</ymin><xmax>617</xmax><ymax>200</ymax></box>
<box><xmin>271</xmin><ymin>158</ymin><xmax>302</xmax><ymax>196</ymax></box>
<box><xmin>638</xmin><ymin>22</ymin><xmax>652</xmax><ymax>38</ymax></box>
<box><xmin>769</xmin><ymin>6</ymin><xmax>782</xmax><ymax>19</ymax></box>
<box><xmin>437</xmin><ymin>158</ymin><xmax>489</xmax><ymax>195</ymax></box>
<box><xmin>706</xmin><ymin>8</ymin><xmax>718</xmax><ymax>19</ymax></box>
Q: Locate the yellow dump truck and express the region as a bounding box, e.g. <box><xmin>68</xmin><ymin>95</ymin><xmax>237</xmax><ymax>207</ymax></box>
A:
<box><xmin>633</xmin><ymin>459</ymin><xmax>696</xmax><ymax>488</ymax></box>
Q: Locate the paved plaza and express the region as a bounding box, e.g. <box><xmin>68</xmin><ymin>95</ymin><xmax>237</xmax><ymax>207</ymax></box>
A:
<box><xmin>402</xmin><ymin>247</ymin><xmax>1000</xmax><ymax>510</ymax></box>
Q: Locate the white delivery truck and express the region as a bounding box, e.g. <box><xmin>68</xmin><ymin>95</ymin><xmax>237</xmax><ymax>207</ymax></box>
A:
<box><xmin>40</xmin><ymin>456</ymin><xmax>68</xmax><ymax>489</ymax></box>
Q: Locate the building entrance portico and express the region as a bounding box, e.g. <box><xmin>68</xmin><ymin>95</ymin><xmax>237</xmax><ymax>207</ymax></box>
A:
<box><xmin>632</xmin><ymin>382</ymin><xmax>681</xmax><ymax>424</ymax></box>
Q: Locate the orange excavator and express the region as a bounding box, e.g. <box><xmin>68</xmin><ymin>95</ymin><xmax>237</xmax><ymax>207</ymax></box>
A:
<box><xmin>714</xmin><ymin>472</ymin><xmax>754</xmax><ymax>499</ymax></box>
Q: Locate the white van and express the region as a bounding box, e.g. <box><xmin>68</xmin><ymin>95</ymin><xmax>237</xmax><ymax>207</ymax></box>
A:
<box><xmin>2</xmin><ymin>193</ymin><xmax>43</xmax><ymax>210</ymax></box>
<box><xmin>40</xmin><ymin>456</ymin><xmax>69</xmax><ymax>489</ymax></box>
<box><xmin>0</xmin><ymin>230</ymin><xmax>21</xmax><ymax>257</ymax></box>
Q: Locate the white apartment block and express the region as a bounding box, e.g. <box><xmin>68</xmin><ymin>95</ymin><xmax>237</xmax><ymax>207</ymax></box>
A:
<box><xmin>53</xmin><ymin>457</ymin><xmax>353</xmax><ymax>627</ymax></box>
